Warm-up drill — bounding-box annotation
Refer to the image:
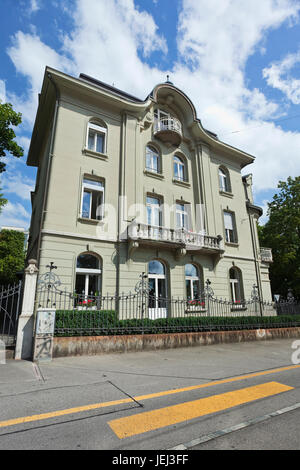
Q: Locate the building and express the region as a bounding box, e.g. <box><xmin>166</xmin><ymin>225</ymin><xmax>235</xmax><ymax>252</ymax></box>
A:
<box><xmin>26</xmin><ymin>67</ymin><xmax>272</xmax><ymax>310</ymax></box>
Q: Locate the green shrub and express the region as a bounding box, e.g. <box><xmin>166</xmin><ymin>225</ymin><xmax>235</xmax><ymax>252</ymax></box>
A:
<box><xmin>53</xmin><ymin>311</ymin><xmax>300</xmax><ymax>337</ymax></box>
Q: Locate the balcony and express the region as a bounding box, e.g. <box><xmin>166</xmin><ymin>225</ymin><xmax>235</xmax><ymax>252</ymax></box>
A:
<box><xmin>260</xmin><ymin>247</ymin><xmax>273</xmax><ymax>263</ymax></box>
<box><xmin>128</xmin><ymin>223</ymin><xmax>224</xmax><ymax>258</ymax></box>
<box><xmin>153</xmin><ymin>116</ymin><xmax>182</xmax><ymax>146</ymax></box>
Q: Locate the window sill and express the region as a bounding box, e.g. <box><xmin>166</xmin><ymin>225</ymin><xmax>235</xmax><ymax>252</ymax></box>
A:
<box><xmin>144</xmin><ymin>169</ymin><xmax>164</xmax><ymax>180</ymax></box>
<box><xmin>219</xmin><ymin>190</ymin><xmax>233</xmax><ymax>198</ymax></box>
<box><xmin>78</xmin><ymin>217</ymin><xmax>104</xmax><ymax>225</ymax></box>
<box><xmin>172</xmin><ymin>178</ymin><xmax>191</xmax><ymax>188</ymax></box>
<box><xmin>225</xmin><ymin>241</ymin><xmax>239</xmax><ymax>247</ymax></box>
<box><xmin>82</xmin><ymin>148</ymin><xmax>108</xmax><ymax>161</ymax></box>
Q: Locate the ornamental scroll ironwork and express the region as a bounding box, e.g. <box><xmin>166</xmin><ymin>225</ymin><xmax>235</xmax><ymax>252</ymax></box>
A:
<box><xmin>134</xmin><ymin>272</ymin><xmax>150</xmax><ymax>295</ymax></box>
<box><xmin>204</xmin><ymin>279</ymin><xmax>214</xmax><ymax>298</ymax></box>
<box><xmin>37</xmin><ymin>263</ymin><xmax>62</xmax><ymax>291</ymax></box>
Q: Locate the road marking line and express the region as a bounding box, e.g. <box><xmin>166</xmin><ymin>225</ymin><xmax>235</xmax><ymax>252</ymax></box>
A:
<box><xmin>169</xmin><ymin>402</ymin><xmax>300</xmax><ymax>450</ymax></box>
<box><xmin>0</xmin><ymin>398</ymin><xmax>133</xmax><ymax>428</ymax></box>
<box><xmin>0</xmin><ymin>364</ymin><xmax>298</xmax><ymax>429</ymax></box>
<box><xmin>108</xmin><ymin>382</ymin><xmax>293</xmax><ymax>439</ymax></box>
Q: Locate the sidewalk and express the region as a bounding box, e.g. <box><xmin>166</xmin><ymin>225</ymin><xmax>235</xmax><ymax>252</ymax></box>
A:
<box><xmin>1</xmin><ymin>338</ymin><xmax>296</xmax><ymax>399</ymax></box>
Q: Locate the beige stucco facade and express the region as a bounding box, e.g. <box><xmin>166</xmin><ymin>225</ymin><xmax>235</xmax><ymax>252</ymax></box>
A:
<box><xmin>26</xmin><ymin>67</ymin><xmax>272</xmax><ymax>302</ymax></box>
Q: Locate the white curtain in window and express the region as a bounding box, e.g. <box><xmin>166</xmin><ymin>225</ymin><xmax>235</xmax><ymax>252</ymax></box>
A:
<box><xmin>224</xmin><ymin>212</ymin><xmax>233</xmax><ymax>230</ymax></box>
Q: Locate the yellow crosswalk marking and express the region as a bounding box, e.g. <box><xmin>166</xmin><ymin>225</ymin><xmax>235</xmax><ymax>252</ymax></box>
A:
<box><xmin>108</xmin><ymin>381</ymin><xmax>293</xmax><ymax>439</ymax></box>
<box><xmin>0</xmin><ymin>364</ymin><xmax>298</xmax><ymax>430</ymax></box>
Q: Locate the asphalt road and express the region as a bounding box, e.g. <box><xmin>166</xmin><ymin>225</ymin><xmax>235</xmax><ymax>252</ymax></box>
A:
<box><xmin>0</xmin><ymin>338</ymin><xmax>300</xmax><ymax>453</ymax></box>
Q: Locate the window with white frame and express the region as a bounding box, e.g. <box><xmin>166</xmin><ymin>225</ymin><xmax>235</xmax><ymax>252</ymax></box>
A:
<box><xmin>219</xmin><ymin>167</ymin><xmax>230</xmax><ymax>192</ymax></box>
<box><xmin>185</xmin><ymin>264</ymin><xmax>202</xmax><ymax>301</ymax></box>
<box><xmin>81</xmin><ymin>177</ymin><xmax>104</xmax><ymax>220</ymax></box>
<box><xmin>146</xmin><ymin>145</ymin><xmax>160</xmax><ymax>173</ymax></box>
<box><xmin>173</xmin><ymin>155</ymin><xmax>186</xmax><ymax>182</ymax></box>
<box><xmin>224</xmin><ymin>210</ymin><xmax>237</xmax><ymax>243</ymax></box>
<box><xmin>75</xmin><ymin>253</ymin><xmax>101</xmax><ymax>299</ymax></box>
<box><xmin>147</xmin><ymin>195</ymin><xmax>162</xmax><ymax>227</ymax></box>
<box><xmin>86</xmin><ymin>122</ymin><xmax>107</xmax><ymax>154</ymax></box>
<box><xmin>176</xmin><ymin>202</ymin><xmax>189</xmax><ymax>229</ymax></box>
<box><xmin>229</xmin><ymin>267</ymin><xmax>244</xmax><ymax>303</ymax></box>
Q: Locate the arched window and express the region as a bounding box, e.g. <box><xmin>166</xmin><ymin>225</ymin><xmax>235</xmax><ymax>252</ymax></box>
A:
<box><xmin>146</xmin><ymin>145</ymin><xmax>160</xmax><ymax>174</ymax></box>
<box><xmin>86</xmin><ymin>120</ymin><xmax>107</xmax><ymax>154</ymax></box>
<box><xmin>219</xmin><ymin>167</ymin><xmax>230</xmax><ymax>192</ymax></box>
<box><xmin>173</xmin><ymin>155</ymin><xmax>187</xmax><ymax>182</ymax></box>
<box><xmin>148</xmin><ymin>260</ymin><xmax>167</xmax><ymax>317</ymax></box>
<box><xmin>229</xmin><ymin>267</ymin><xmax>244</xmax><ymax>303</ymax></box>
<box><xmin>75</xmin><ymin>253</ymin><xmax>102</xmax><ymax>298</ymax></box>
<box><xmin>185</xmin><ymin>264</ymin><xmax>202</xmax><ymax>300</ymax></box>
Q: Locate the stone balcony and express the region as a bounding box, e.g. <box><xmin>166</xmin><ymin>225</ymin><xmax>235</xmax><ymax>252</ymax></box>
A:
<box><xmin>128</xmin><ymin>223</ymin><xmax>224</xmax><ymax>259</ymax></box>
<box><xmin>153</xmin><ymin>116</ymin><xmax>182</xmax><ymax>146</ymax></box>
<box><xmin>260</xmin><ymin>247</ymin><xmax>273</xmax><ymax>263</ymax></box>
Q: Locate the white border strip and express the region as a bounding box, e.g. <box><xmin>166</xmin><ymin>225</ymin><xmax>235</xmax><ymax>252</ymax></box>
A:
<box><xmin>169</xmin><ymin>402</ymin><xmax>300</xmax><ymax>450</ymax></box>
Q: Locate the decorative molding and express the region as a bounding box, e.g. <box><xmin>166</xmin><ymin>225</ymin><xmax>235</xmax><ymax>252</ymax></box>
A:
<box><xmin>82</xmin><ymin>148</ymin><xmax>108</xmax><ymax>161</ymax></box>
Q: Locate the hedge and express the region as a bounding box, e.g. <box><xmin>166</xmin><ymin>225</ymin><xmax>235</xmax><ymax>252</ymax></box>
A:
<box><xmin>54</xmin><ymin>310</ymin><xmax>300</xmax><ymax>336</ymax></box>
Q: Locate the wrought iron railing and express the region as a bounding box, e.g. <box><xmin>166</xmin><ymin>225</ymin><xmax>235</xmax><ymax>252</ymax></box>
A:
<box><xmin>35</xmin><ymin>268</ymin><xmax>300</xmax><ymax>337</ymax></box>
<box><xmin>0</xmin><ymin>282</ymin><xmax>23</xmax><ymax>346</ymax></box>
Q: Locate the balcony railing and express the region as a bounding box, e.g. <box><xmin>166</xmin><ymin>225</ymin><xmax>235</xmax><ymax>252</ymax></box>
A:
<box><xmin>260</xmin><ymin>247</ymin><xmax>273</xmax><ymax>263</ymax></box>
<box><xmin>128</xmin><ymin>223</ymin><xmax>223</xmax><ymax>252</ymax></box>
<box><xmin>153</xmin><ymin>117</ymin><xmax>182</xmax><ymax>145</ymax></box>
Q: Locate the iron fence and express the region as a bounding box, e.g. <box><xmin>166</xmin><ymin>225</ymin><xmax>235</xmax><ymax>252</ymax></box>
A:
<box><xmin>34</xmin><ymin>287</ymin><xmax>300</xmax><ymax>337</ymax></box>
<box><xmin>34</xmin><ymin>268</ymin><xmax>300</xmax><ymax>337</ymax></box>
<box><xmin>0</xmin><ymin>282</ymin><xmax>23</xmax><ymax>346</ymax></box>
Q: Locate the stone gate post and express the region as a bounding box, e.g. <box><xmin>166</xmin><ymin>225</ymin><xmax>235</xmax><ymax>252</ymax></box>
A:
<box><xmin>15</xmin><ymin>259</ymin><xmax>39</xmax><ymax>360</ymax></box>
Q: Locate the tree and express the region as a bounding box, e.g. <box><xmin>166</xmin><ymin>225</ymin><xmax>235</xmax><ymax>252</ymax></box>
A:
<box><xmin>0</xmin><ymin>229</ymin><xmax>26</xmax><ymax>285</ymax></box>
<box><xmin>258</xmin><ymin>176</ymin><xmax>300</xmax><ymax>298</ymax></box>
<box><xmin>0</xmin><ymin>102</ymin><xmax>23</xmax><ymax>173</ymax></box>
<box><xmin>0</xmin><ymin>187</ymin><xmax>7</xmax><ymax>214</ymax></box>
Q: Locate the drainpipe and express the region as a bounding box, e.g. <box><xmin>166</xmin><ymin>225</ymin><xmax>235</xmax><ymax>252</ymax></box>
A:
<box><xmin>248</xmin><ymin>212</ymin><xmax>263</xmax><ymax>315</ymax></box>
<box><xmin>116</xmin><ymin>112</ymin><xmax>127</xmax><ymax>297</ymax></box>
<box><xmin>36</xmin><ymin>72</ymin><xmax>60</xmax><ymax>268</ymax></box>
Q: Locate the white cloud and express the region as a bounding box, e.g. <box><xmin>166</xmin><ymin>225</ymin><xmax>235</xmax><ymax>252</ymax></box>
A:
<box><xmin>0</xmin><ymin>80</ymin><xmax>6</xmax><ymax>102</ymax></box>
<box><xmin>61</xmin><ymin>0</ymin><xmax>167</xmax><ymax>96</ymax></box>
<box><xmin>259</xmin><ymin>199</ymin><xmax>271</xmax><ymax>225</ymax></box>
<box><xmin>2</xmin><ymin>0</ymin><xmax>300</xmax><ymax>201</ymax></box>
<box><xmin>174</xmin><ymin>0</ymin><xmax>300</xmax><ymax>192</ymax></box>
<box><xmin>0</xmin><ymin>201</ymin><xmax>31</xmax><ymax>229</ymax></box>
<box><xmin>2</xmin><ymin>173</ymin><xmax>35</xmax><ymax>201</ymax></box>
<box><xmin>6</xmin><ymin>31</ymin><xmax>74</xmax><ymax>127</ymax></box>
<box><xmin>30</xmin><ymin>0</ymin><xmax>41</xmax><ymax>13</ymax></box>
<box><xmin>263</xmin><ymin>50</ymin><xmax>300</xmax><ymax>104</ymax></box>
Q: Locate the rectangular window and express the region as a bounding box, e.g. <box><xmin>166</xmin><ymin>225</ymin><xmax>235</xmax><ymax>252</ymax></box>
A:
<box><xmin>176</xmin><ymin>203</ymin><xmax>189</xmax><ymax>229</ymax></box>
<box><xmin>81</xmin><ymin>178</ymin><xmax>104</xmax><ymax>220</ymax></box>
<box><xmin>147</xmin><ymin>196</ymin><xmax>162</xmax><ymax>227</ymax></box>
<box><xmin>146</xmin><ymin>147</ymin><xmax>159</xmax><ymax>173</ymax></box>
<box><xmin>86</xmin><ymin>123</ymin><xmax>106</xmax><ymax>154</ymax></box>
<box><xmin>224</xmin><ymin>211</ymin><xmax>237</xmax><ymax>243</ymax></box>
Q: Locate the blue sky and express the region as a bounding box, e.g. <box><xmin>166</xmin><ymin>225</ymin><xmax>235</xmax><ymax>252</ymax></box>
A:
<box><xmin>1</xmin><ymin>0</ymin><xmax>300</xmax><ymax>229</ymax></box>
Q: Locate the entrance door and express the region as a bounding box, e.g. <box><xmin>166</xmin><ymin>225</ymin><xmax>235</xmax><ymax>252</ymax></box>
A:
<box><xmin>148</xmin><ymin>260</ymin><xmax>167</xmax><ymax>319</ymax></box>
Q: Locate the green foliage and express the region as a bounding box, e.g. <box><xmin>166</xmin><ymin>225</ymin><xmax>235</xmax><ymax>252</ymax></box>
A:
<box><xmin>54</xmin><ymin>311</ymin><xmax>300</xmax><ymax>337</ymax></box>
<box><xmin>0</xmin><ymin>187</ymin><xmax>7</xmax><ymax>214</ymax></box>
<box><xmin>259</xmin><ymin>176</ymin><xmax>300</xmax><ymax>298</ymax></box>
<box><xmin>0</xmin><ymin>102</ymin><xmax>24</xmax><ymax>173</ymax></box>
<box><xmin>0</xmin><ymin>229</ymin><xmax>25</xmax><ymax>285</ymax></box>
